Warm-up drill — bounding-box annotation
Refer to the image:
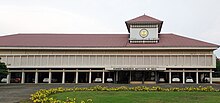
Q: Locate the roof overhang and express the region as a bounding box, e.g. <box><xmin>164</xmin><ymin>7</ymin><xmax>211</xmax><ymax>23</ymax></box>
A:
<box><xmin>0</xmin><ymin>46</ymin><xmax>218</xmax><ymax>50</ymax></box>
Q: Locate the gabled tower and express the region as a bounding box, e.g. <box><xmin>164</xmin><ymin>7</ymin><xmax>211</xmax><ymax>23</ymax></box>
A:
<box><xmin>125</xmin><ymin>14</ymin><xmax>163</xmax><ymax>43</ymax></box>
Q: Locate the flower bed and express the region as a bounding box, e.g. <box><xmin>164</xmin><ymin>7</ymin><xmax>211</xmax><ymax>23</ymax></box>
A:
<box><xmin>30</xmin><ymin>86</ymin><xmax>219</xmax><ymax>103</ymax></box>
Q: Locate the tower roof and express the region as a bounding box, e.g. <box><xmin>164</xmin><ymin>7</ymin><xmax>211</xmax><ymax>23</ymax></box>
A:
<box><xmin>125</xmin><ymin>14</ymin><xmax>163</xmax><ymax>33</ymax></box>
<box><xmin>126</xmin><ymin>14</ymin><xmax>162</xmax><ymax>24</ymax></box>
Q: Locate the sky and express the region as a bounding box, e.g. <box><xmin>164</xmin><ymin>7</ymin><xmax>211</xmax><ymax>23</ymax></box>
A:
<box><xmin>0</xmin><ymin>0</ymin><xmax>220</xmax><ymax>57</ymax></box>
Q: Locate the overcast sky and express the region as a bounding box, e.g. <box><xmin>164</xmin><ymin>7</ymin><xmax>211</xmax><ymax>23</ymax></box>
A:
<box><xmin>0</xmin><ymin>0</ymin><xmax>220</xmax><ymax>57</ymax></box>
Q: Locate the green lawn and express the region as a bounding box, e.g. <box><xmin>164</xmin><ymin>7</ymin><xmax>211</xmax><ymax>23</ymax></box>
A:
<box><xmin>49</xmin><ymin>91</ymin><xmax>220</xmax><ymax>103</ymax></box>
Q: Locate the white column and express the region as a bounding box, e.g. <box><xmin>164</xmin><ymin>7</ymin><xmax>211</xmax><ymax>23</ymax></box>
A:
<box><xmin>169</xmin><ymin>69</ymin><xmax>171</xmax><ymax>84</ymax></box>
<box><xmin>102</xmin><ymin>69</ymin><xmax>105</xmax><ymax>83</ymax></box>
<box><xmin>89</xmin><ymin>69</ymin><xmax>92</xmax><ymax>83</ymax></box>
<box><xmin>49</xmin><ymin>69</ymin><xmax>52</xmax><ymax>84</ymax></box>
<box><xmin>210</xmin><ymin>69</ymin><xmax>213</xmax><ymax>84</ymax></box>
<box><xmin>183</xmin><ymin>69</ymin><xmax>185</xmax><ymax>84</ymax></box>
<box><xmin>6</xmin><ymin>72</ymin><xmax>11</xmax><ymax>84</ymax></box>
<box><xmin>196</xmin><ymin>69</ymin><xmax>199</xmax><ymax>84</ymax></box>
<box><xmin>21</xmin><ymin>71</ymin><xmax>25</xmax><ymax>84</ymax></box>
<box><xmin>75</xmin><ymin>69</ymin><xmax>78</xmax><ymax>84</ymax></box>
<box><xmin>35</xmin><ymin>70</ymin><xmax>38</xmax><ymax>84</ymax></box>
<box><xmin>62</xmin><ymin>69</ymin><xmax>65</xmax><ymax>84</ymax></box>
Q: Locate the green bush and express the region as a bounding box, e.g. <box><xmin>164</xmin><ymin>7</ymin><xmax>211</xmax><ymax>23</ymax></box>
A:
<box><xmin>30</xmin><ymin>86</ymin><xmax>219</xmax><ymax>103</ymax></box>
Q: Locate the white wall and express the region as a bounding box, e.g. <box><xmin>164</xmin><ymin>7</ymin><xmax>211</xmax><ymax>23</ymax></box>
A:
<box><xmin>130</xmin><ymin>28</ymin><xmax>158</xmax><ymax>40</ymax></box>
<box><xmin>0</xmin><ymin>50</ymin><xmax>215</xmax><ymax>68</ymax></box>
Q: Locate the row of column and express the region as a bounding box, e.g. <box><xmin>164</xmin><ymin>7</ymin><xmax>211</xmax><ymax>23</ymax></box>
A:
<box><xmin>6</xmin><ymin>69</ymin><xmax>213</xmax><ymax>84</ymax></box>
<box><xmin>168</xmin><ymin>69</ymin><xmax>212</xmax><ymax>84</ymax></box>
<box><xmin>6</xmin><ymin>69</ymin><xmax>106</xmax><ymax>84</ymax></box>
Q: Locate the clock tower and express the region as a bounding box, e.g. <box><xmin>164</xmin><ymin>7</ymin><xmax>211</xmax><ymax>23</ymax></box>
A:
<box><xmin>125</xmin><ymin>14</ymin><xmax>163</xmax><ymax>43</ymax></box>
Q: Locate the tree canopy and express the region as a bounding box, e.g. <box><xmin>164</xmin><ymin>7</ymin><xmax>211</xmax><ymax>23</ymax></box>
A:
<box><xmin>0</xmin><ymin>58</ymin><xmax>8</xmax><ymax>75</ymax></box>
<box><xmin>216</xmin><ymin>58</ymin><xmax>220</xmax><ymax>71</ymax></box>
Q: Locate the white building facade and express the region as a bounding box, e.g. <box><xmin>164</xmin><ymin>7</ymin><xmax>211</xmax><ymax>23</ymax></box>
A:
<box><xmin>0</xmin><ymin>15</ymin><xmax>218</xmax><ymax>84</ymax></box>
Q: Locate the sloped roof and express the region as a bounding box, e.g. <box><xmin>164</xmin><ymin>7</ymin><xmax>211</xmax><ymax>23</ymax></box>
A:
<box><xmin>0</xmin><ymin>33</ymin><xmax>218</xmax><ymax>48</ymax></box>
<box><xmin>125</xmin><ymin>14</ymin><xmax>163</xmax><ymax>24</ymax></box>
<box><xmin>125</xmin><ymin>15</ymin><xmax>163</xmax><ymax>33</ymax></box>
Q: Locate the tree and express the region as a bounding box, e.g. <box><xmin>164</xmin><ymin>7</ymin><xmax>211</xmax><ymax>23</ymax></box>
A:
<box><xmin>216</xmin><ymin>58</ymin><xmax>220</xmax><ymax>71</ymax></box>
<box><xmin>0</xmin><ymin>58</ymin><xmax>8</xmax><ymax>75</ymax></box>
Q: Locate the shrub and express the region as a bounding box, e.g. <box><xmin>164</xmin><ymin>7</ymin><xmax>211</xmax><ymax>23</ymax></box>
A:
<box><xmin>30</xmin><ymin>86</ymin><xmax>219</xmax><ymax>103</ymax></box>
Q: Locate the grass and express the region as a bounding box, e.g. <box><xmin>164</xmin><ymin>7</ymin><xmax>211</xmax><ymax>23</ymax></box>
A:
<box><xmin>49</xmin><ymin>91</ymin><xmax>220</xmax><ymax>103</ymax></box>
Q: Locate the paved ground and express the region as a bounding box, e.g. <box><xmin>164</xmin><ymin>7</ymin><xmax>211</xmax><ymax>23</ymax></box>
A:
<box><xmin>1</xmin><ymin>83</ymin><xmax>220</xmax><ymax>103</ymax></box>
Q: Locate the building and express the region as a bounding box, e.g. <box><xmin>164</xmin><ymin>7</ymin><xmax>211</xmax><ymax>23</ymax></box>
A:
<box><xmin>0</xmin><ymin>15</ymin><xmax>218</xmax><ymax>84</ymax></box>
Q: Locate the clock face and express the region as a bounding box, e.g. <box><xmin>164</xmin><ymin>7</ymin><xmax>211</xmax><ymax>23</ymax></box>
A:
<box><xmin>139</xmin><ymin>29</ymin><xmax>149</xmax><ymax>38</ymax></box>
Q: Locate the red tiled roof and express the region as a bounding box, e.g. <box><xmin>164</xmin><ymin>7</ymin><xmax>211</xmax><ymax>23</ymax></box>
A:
<box><xmin>125</xmin><ymin>14</ymin><xmax>162</xmax><ymax>24</ymax></box>
<box><xmin>125</xmin><ymin>15</ymin><xmax>163</xmax><ymax>33</ymax></box>
<box><xmin>0</xmin><ymin>33</ymin><xmax>218</xmax><ymax>48</ymax></box>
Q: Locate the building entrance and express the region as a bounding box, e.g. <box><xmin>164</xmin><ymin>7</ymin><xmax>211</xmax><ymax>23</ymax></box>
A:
<box><xmin>117</xmin><ymin>71</ymin><xmax>157</xmax><ymax>84</ymax></box>
<box><xmin>130</xmin><ymin>71</ymin><xmax>156</xmax><ymax>84</ymax></box>
<box><xmin>117</xmin><ymin>71</ymin><xmax>130</xmax><ymax>84</ymax></box>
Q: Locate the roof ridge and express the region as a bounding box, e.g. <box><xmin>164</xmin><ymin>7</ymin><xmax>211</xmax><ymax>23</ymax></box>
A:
<box><xmin>0</xmin><ymin>33</ymin><xmax>20</xmax><ymax>38</ymax></box>
<box><xmin>0</xmin><ymin>33</ymin><xmax>130</xmax><ymax>37</ymax></box>
<box><xmin>16</xmin><ymin>33</ymin><xmax>129</xmax><ymax>35</ymax></box>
